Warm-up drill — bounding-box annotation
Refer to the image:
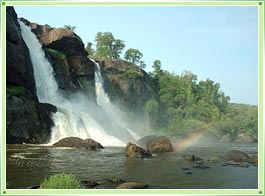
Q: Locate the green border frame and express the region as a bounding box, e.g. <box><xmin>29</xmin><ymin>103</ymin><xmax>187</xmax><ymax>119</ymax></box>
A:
<box><xmin>1</xmin><ymin>1</ymin><xmax>264</xmax><ymax>195</ymax></box>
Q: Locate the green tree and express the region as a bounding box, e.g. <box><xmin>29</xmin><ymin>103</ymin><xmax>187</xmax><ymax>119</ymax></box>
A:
<box><xmin>124</xmin><ymin>48</ymin><xmax>143</xmax><ymax>63</ymax></box>
<box><xmin>85</xmin><ymin>42</ymin><xmax>94</xmax><ymax>56</ymax></box>
<box><xmin>95</xmin><ymin>32</ymin><xmax>125</xmax><ymax>59</ymax></box>
<box><xmin>145</xmin><ymin>99</ymin><xmax>159</xmax><ymax>128</ymax></box>
<box><xmin>64</xmin><ymin>25</ymin><xmax>77</xmax><ymax>32</ymax></box>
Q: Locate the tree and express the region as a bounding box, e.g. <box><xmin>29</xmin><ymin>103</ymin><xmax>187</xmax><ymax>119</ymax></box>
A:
<box><xmin>152</xmin><ymin>60</ymin><xmax>162</xmax><ymax>76</ymax></box>
<box><xmin>64</xmin><ymin>25</ymin><xmax>77</xmax><ymax>32</ymax></box>
<box><xmin>95</xmin><ymin>32</ymin><xmax>125</xmax><ymax>59</ymax></box>
<box><xmin>124</xmin><ymin>48</ymin><xmax>146</xmax><ymax>69</ymax></box>
<box><xmin>124</xmin><ymin>48</ymin><xmax>143</xmax><ymax>63</ymax></box>
<box><xmin>85</xmin><ymin>42</ymin><xmax>94</xmax><ymax>56</ymax></box>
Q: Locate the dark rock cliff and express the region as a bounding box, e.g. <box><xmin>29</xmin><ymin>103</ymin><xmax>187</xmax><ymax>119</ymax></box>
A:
<box><xmin>20</xmin><ymin>18</ymin><xmax>95</xmax><ymax>98</ymax></box>
<box><xmin>6</xmin><ymin>7</ymin><xmax>56</xmax><ymax>144</ymax></box>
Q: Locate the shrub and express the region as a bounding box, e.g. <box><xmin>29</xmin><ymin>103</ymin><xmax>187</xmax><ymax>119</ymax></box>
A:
<box><xmin>7</xmin><ymin>86</ymin><xmax>25</xmax><ymax>96</ymax></box>
<box><xmin>40</xmin><ymin>173</ymin><xmax>84</xmax><ymax>189</ymax></box>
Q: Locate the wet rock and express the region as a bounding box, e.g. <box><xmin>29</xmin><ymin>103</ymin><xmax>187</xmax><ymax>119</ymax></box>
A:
<box><xmin>136</xmin><ymin>135</ymin><xmax>157</xmax><ymax>147</ymax></box>
<box><xmin>116</xmin><ymin>182</ymin><xmax>149</xmax><ymax>189</ymax></box>
<box><xmin>81</xmin><ymin>180</ymin><xmax>99</xmax><ymax>189</ymax></box>
<box><xmin>52</xmin><ymin>137</ymin><xmax>104</xmax><ymax>150</ymax></box>
<box><xmin>183</xmin><ymin>154</ymin><xmax>201</xmax><ymax>162</ymax></box>
<box><xmin>248</xmin><ymin>155</ymin><xmax>258</xmax><ymax>166</ymax></box>
<box><xmin>223</xmin><ymin>150</ymin><xmax>249</xmax><ymax>162</ymax></box>
<box><xmin>126</xmin><ymin>142</ymin><xmax>152</xmax><ymax>158</ymax></box>
<box><xmin>7</xmin><ymin>97</ymin><xmax>57</xmax><ymax>144</ymax></box>
<box><xmin>185</xmin><ymin>172</ymin><xmax>192</xmax><ymax>175</ymax></box>
<box><xmin>146</xmin><ymin>136</ymin><xmax>173</xmax><ymax>153</ymax></box>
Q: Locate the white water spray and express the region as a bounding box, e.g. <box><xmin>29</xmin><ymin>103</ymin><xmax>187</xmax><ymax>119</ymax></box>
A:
<box><xmin>19</xmin><ymin>21</ymin><xmax>139</xmax><ymax>146</ymax></box>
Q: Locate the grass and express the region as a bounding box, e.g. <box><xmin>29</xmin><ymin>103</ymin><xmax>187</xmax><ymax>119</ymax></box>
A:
<box><xmin>40</xmin><ymin>173</ymin><xmax>84</xmax><ymax>189</ymax></box>
<box><xmin>7</xmin><ymin>86</ymin><xmax>25</xmax><ymax>96</ymax></box>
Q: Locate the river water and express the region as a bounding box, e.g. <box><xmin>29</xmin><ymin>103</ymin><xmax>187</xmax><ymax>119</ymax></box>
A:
<box><xmin>6</xmin><ymin>142</ymin><xmax>258</xmax><ymax>189</ymax></box>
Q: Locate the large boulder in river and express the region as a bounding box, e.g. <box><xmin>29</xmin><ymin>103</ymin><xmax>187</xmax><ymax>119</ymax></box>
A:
<box><xmin>126</xmin><ymin>142</ymin><xmax>152</xmax><ymax>158</ymax></box>
<box><xmin>53</xmin><ymin>137</ymin><xmax>104</xmax><ymax>150</ymax></box>
<box><xmin>136</xmin><ymin>135</ymin><xmax>157</xmax><ymax>147</ymax></box>
<box><xmin>146</xmin><ymin>136</ymin><xmax>173</xmax><ymax>153</ymax></box>
<box><xmin>223</xmin><ymin>150</ymin><xmax>249</xmax><ymax>162</ymax></box>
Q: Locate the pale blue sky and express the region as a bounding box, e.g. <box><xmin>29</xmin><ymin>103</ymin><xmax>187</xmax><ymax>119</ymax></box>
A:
<box><xmin>14</xmin><ymin>6</ymin><xmax>258</xmax><ymax>105</ymax></box>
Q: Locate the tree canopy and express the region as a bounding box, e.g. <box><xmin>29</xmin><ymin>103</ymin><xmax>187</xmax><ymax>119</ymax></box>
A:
<box><xmin>95</xmin><ymin>32</ymin><xmax>125</xmax><ymax>59</ymax></box>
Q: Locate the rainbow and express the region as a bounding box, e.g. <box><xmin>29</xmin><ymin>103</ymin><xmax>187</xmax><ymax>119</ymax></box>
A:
<box><xmin>175</xmin><ymin>127</ymin><xmax>209</xmax><ymax>152</ymax></box>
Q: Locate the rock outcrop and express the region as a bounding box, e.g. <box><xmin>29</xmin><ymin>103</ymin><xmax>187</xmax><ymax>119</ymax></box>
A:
<box><xmin>126</xmin><ymin>142</ymin><xmax>152</xmax><ymax>158</ymax></box>
<box><xmin>6</xmin><ymin>7</ymin><xmax>57</xmax><ymax>144</ymax></box>
<box><xmin>96</xmin><ymin>58</ymin><xmax>157</xmax><ymax>121</ymax></box>
<box><xmin>6</xmin><ymin>7</ymin><xmax>36</xmax><ymax>94</ymax></box>
<box><xmin>52</xmin><ymin>137</ymin><xmax>104</xmax><ymax>150</ymax></box>
<box><xmin>146</xmin><ymin>136</ymin><xmax>173</xmax><ymax>153</ymax></box>
<box><xmin>20</xmin><ymin>17</ymin><xmax>95</xmax><ymax>96</ymax></box>
<box><xmin>222</xmin><ymin>150</ymin><xmax>249</xmax><ymax>162</ymax></box>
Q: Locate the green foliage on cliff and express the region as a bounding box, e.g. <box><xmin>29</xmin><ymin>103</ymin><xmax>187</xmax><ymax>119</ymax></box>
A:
<box><xmin>120</xmin><ymin>69</ymin><xmax>142</xmax><ymax>80</ymax></box>
<box><xmin>45</xmin><ymin>48</ymin><xmax>66</xmax><ymax>60</ymax></box>
<box><xmin>145</xmin><ymin>60</ymin><xmax>257</xmax><ymax>140</ymax></box>
<box><xmin>40</xmin><ymin>173</ymin><xmax>84</xmax><ymax>189</ymax></box>
<box><xmin>7</xmin><ymin>86</ymin><xmax>25</xmax><ymax>96</ymax></box>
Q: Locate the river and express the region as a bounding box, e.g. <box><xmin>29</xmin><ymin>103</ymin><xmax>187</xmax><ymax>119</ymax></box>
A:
<box><xmin>6</xmin><ymin>142</ymin><xmax>258</xmax><ymax>189</ymax></box>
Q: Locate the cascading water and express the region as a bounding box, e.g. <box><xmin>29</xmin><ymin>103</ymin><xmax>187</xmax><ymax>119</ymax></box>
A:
<box><xmin>19</xmin><ymin>21</ymin><xmax>139</xmax><ymax>146</ymax></box>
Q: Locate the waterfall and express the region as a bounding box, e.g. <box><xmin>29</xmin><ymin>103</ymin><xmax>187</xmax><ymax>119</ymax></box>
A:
<box><xmin>19</xmin><ymin>21</ymin><xmax>138</xmax><ymax>146</ymax></box>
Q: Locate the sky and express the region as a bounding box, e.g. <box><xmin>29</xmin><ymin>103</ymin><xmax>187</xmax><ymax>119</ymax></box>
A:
<box><xmin>14</xmin><ymin>5</ymin><xmax>259</xmax><ymax>105</ymax></box>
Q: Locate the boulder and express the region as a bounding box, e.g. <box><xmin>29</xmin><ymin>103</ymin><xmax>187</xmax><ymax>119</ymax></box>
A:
<box><xmin>126</xmin><ymin>142</ymin><xmax>152</xmax><ymax>158</ymax></box>
<box><xmin>116</xmin><ymin>182</ymin><xmax>149</xmax><ymax>189</ymax></box>
<box><xmin>146</xmin><ymin>136</ymin><xmax>173</xmax><ymax>153</ymax></box>
<box><xmin>94</xmin><ymin>178</ymin><xmax>126</xmax><ymax>189</ymax></box>
<box><xmin>52</xmin><ymin>137</ymin><xmax>104</xmax><ymax>150</ymax></box>
<box><xmin>183</xmin><ymin>154</ymin><xmax>201</xmax><ymax>161</ymax></box>
<box><xmin>248</xmin><ymin>155</ymin><xmax>258</xmax><ymax>166</ymax></box>
<box><xmin>234</xmin><ymin>132</ymin><xmax>254</xmax><ymax>143</ymax></box>
<box><xmin>136</xmin><ymin>135</ymin><xmax>156</xmax><ymax>147</ymax></box>
<box><xmin>223</xmin><ymin>150</ymin><xmax>249</xmax><ymax>162</ymax></box>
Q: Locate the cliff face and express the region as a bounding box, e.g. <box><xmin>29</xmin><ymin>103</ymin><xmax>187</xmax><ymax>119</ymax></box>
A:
<box><xmin>6</xmin><ymin>7</ymin><xmax>56</xmax><ymax>144</ymax></box>
<box><xmin>96</xmin><ymin>58</ymin><xmax>157</xmax><ymax>116</ymax></box>
<box><xmin>20</xmin><ymin>18</ymin><xmax>95</xmax><ymax>98</ymax></box>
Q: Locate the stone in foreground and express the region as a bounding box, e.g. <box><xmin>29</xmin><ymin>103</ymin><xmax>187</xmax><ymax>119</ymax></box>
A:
<box><xmin>116</xmin><ymin>182</ymin><xmax>149</xmax><ymax>189</ymax></box>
